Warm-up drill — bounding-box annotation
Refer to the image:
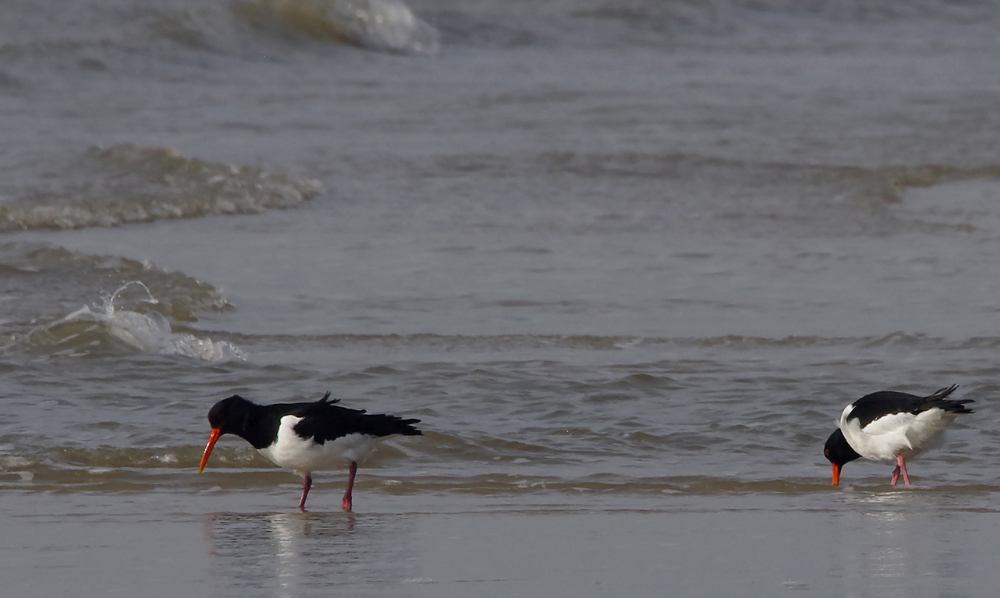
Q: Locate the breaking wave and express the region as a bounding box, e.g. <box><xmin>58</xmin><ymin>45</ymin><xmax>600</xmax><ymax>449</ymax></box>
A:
<box><xmin>6</xmin><ymin>282</ymin><xmax>245</xmax><ymax>362</ymax></box>
<box><xmin>237</xmin><ymin>0</ymin><xmax>441</xmax><ymax>56</ymax></box>
<box><xmin>0</xmin><ymin>244</ymin><xmax>243</xmax><ymax>361</ymax></box>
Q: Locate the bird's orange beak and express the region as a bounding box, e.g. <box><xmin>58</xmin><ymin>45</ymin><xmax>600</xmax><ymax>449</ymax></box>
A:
<box><xmin>199</xmin><ymin>428</ymin><xmax>222</xmax><ymax>473</ymax></box>
<box><xmin>831</xmin><ymin>463</ymin><xmax>841</xmax><ymax>486</ymax></box>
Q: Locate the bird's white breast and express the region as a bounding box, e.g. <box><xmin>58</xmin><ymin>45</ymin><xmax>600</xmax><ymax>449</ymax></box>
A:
<box><xmin>257</xmin><ymin>415</ymin><xmax>378</xmax><ymax>476</ymax></box>
<box><xmin>839</xmin><ymin>404</ymin><xmax>958</xmax><ymax>463</ymax></box>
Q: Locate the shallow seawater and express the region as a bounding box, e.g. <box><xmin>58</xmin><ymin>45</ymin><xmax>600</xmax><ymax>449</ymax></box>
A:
<box><xmin>3</xmin><ymin>0</ymin><xmax>1000</xmax><ymax>595</ymax></box>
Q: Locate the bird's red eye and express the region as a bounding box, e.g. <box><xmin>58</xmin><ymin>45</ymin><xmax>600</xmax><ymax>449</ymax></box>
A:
<box><xmin>824</xmin><ymin>449</ymin><xmax>830</xmax><ymax>457</ymax></box>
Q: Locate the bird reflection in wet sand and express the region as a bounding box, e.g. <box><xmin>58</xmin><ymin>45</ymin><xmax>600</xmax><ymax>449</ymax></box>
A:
<box><xmin>199</xmin><ymin>393</ymin><xmax>421</xmax><ymax>511</ymax></box>
<box><xmin>204</xmin><ymin>511</ymin><xmax>418</xmax><ymax>594</ymax></box>
<box><xmin>824</xmin><ymin>385</ymin><xmax>973</xmax><ymax>486</ymax></box>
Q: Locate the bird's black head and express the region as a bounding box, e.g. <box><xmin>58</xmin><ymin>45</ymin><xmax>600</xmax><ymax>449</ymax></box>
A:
<box><xmin>824</xmin><ymin>428</ymin><xmax>861</xmax><ymax>486</ymax></box>
<box><xmin>207</xmin><ymin>394</ymin><xmax>257</xmax><ymax>436</ymax></box>
<box><xmin>199</xmin><ymin>395</ymin><xmax>256</xmax><ymax>474</ymax></box>
<box><xmin>823</xmin><ymin>429</ymin><xmax>860</xmax><ymax>466</ymax></box>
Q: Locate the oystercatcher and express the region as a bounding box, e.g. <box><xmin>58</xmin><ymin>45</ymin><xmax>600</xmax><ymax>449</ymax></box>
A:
<box><xmin>198</xmin><ymin>392</ymin><xmax>421</xmax><ymax>511</ymax></box>
<box><xmin>823</xmin><ymin>384</ymin><xmax>972</xmax><ymax>486</ymax></box>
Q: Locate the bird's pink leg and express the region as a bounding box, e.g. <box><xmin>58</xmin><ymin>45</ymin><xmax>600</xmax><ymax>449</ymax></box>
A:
<box><xmin>896</xmin><ymin>454</ymin><xmax>911</xmax><ymax>485</ymax></box>
<box><xmin>299</xmin><ymin>474</ymin><xmax>312</xmax><ymax>512</ymax></box>
<box><xmin>890</xmin><ymin>465</ymin><xmax>900</xmax><ymax>486</ymax></box>
<box><xmin>341</xmin><ymin>461</ymin><xmax>357</xmax><ymax>512</ymax></box>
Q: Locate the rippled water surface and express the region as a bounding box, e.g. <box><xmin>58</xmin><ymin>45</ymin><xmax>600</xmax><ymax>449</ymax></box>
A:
<box><xmin>3</xmin><ymin>0</ymin><xmax>1000</xmax><ymax>595</ymax></box>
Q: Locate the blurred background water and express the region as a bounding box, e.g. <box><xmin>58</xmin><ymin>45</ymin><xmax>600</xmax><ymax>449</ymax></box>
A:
<box><xmin>2</xmin><ymin>0</ymin><xmax>1000</xmax><ymax>595</ymax></box>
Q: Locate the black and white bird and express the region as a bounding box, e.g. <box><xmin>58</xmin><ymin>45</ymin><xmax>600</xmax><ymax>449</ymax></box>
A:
<box><xmin>823</xmin><ymin>384</ymin><xmax>972</xmax><ymax>486</ymax></box>
<box><xmin>198</xmin><ymin>393</ymin><xmax>421</xmax><ymax>511</ymax></box>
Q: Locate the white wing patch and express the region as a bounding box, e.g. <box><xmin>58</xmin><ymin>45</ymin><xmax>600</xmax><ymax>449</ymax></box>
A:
<box><xmin>839</xmin><ymin>405</ymin><xmax>959</xmax><ymax>463</ymax></box>
<box><xmin>859</xmin><ymin>412</ymin><xmax>917</xmax><ymax>436</ymax></box>
<box><xmin>257</xmin><ymin>415</ymin><xmax>378</xmax><ymax>476</ymax></box>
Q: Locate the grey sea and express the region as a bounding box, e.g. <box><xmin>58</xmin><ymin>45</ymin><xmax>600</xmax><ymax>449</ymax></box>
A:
<box><xmin>3</xmin><ymin>0</ymin><xmax>1000</xmax><ymax>596</ymax></box>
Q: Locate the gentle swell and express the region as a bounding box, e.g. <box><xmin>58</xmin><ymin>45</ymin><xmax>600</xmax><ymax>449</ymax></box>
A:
<box><xmin>0</xmin><ymin>144</ymin><xmax>321</xmax><ymax>233</ymax></box>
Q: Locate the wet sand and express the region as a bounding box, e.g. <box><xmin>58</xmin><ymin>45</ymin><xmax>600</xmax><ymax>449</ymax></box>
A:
<box><xmin>6</xmin><ymin>488</ymin><xmax>999</xmax><ymax>597</ymax></box>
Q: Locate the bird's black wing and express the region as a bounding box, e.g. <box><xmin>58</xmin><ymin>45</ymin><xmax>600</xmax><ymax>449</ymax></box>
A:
<box><xmin>285</xmin><ymin>395</ymin><xmax>422</xmax><ymax>445</ymax></box>
<box><xmin>848</xmin><ymin>385</ymin><xmax>972</xmax><ymax>428</ymax></box>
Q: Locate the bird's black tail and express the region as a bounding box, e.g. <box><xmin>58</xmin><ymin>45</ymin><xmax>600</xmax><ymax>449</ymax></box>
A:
<box><xmin>363</xmin><ymin>413</ymin><xmax>422</xmax><ymax>437</ymax></box>
<box><xmin>925</xmin><ymin>384</ymin><xmax>974</xmax><ymax>414</ymax></box>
